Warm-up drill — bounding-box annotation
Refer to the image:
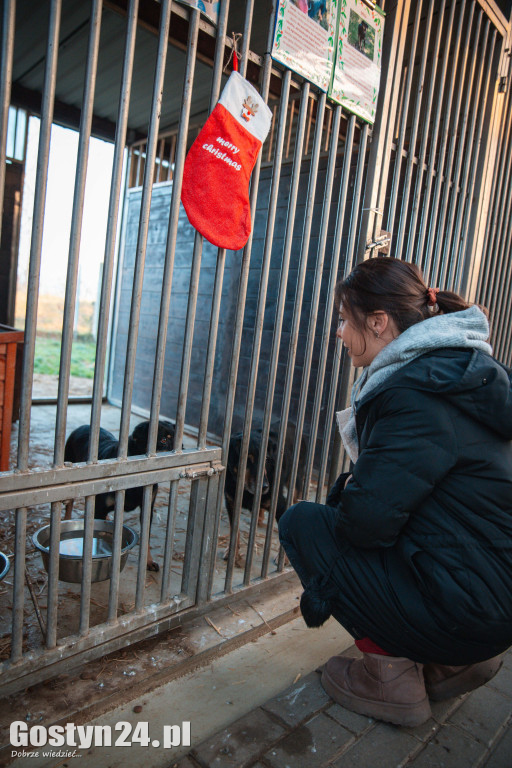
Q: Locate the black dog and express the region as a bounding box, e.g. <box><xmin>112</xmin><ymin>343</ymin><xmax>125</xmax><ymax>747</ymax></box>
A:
<box><xmin>64</xmin><ymin>420</ymin><xmax>175</xmax><ymax>571</ymax></box>
<box><xmin>224</xmin><ymin>423</ymin><xmax>306</xmax><ymax>565</ymax></box>
<box><xmin>358</xmin><ymin>20</ymin><xmax>368</xmax><ymax>53</ymax></box>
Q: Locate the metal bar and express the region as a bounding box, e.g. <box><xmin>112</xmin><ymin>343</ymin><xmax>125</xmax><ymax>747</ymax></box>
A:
<box><xmin>157</xmin><ymin>138</ymin><xmax>165</xmax><ymax>183</ymax></box>
<box><xmin>160</xmin><ymin>480</ymin><xmax>179</xmax><ymax>602</ymax></box>
<box><xmin>198</xmin><ymin>249</ymin><xmax>226</xmax><ymax>447</ymax></box>
<box><xmin>358</xmin><ymin>0</ymin><xmax>411</xmax><ymax>259</ymax></box>
<box><xmin>0</xmin><ymin>0</ymin><xmax>15</xmax><ymax>246</ymax></box>
<box><xmin>415</xmin><ymin>0</ymin><xmax>458</xmax><ymax>270</ymax></box>
<box><xmin>0</xmin><ymin>458</ymin><xmax>221</xmax><ymax>512</ymax></box>
<box><xmin>492</xmin><ymin>215</ymin><xmax>512</xmax><ymax>359</ymax></box>
<box><xmin>453</xmin><ymin>28</ymin><xmax>497</xmax><ymax>293</ymax></box>
<box><xmin>79</xmin><ymin>496</ymin><xmax>96</xmax><ymax>635</ymax></box>
<box><xmin>117</xmin><ymin>0</ymin><xmax>173</xmax><ymax>457</ymax></box>
<box><xmin>444</xmin><ymin>13</ymin><xmax>487</xmax><ymax>290</ymax></box>
<box><xmin>301</xmin><ymin>115</ymin><xmax>355</xmax><ymax>502</ymax></box>
<box><xmin>476</xmin><ymin>71</ymin><xmax>512</xmax><ymax>304</ymax></box>
<box><xmin>135</xmin><ymin>484</ymin><xmax>154</xmax><ymax>609</ymax></box>
<box><xmin>491</xmin><ymin>130</ymin><xmax>512</xmax><ymax>356</ymax></box>
<box><xmin>181</xmin><ymin>477</ymin><xmax>208</xmax><ymax>597</ymax></box>
<box><xmin>258</xmin><ymin>92</ymin><xmax>326</xmax><ymax>581</ymax></box>
<box><xmin>146</xmin><ymin>8</ymin><xmax>200</xmax><ymax>453</ymax></box>
<box><xmin>405</xmin><ymin>0</ymin><xmax>447</xmax><ymax>265</ymax></box>
<box><xmin>267</xmin><ymin>104</ymin><xmax>277</xmax><ymax>162</ymax></box>
<box><xmin>482</xmin><ymin>98</ymin><xmax>512</xmax><ymax>313</ymax></box>
<box><xmin>239</xmin><ymin>0</ymin><xmax>254</xmax><ymax>79</ymax></box>
<box><xmin>207</xmin><ymin>2</ymin><xmax>277</xmax><ymax>599</ymax></box>
<box><xmin>107</xmin><ymin>490</ymin><xmax>126</xmax><ymax>620</ymax></box>
<box><xmin>324</xmin><ymin>355</ymin><xmax>352</xmax><ymax>492</ymax></box>
<box><xmin>195</xmin><ymin>472</ymin><xmax>220</xmax><ymax>604</ymax></box>
<box><xmin>301</xmin><ymin>106</ymin><xmax>343</xmax><ymax>496</ymax></box>
<box><xmin>313</xmin><ymin>116</ymin><xmax>360</xmax><ymax>499</ymax></box>
<box><xmin>324</xmin><ymin>107</ymin><xmax>333</xmax><ymax>152</ymax></box>
<box><xmin>393</xmin><ymin>1</ymin><xmax>435</xmax><ymax>261</ymax></box>
<box><xmin>321</xmin><ymin>125</ymin><xmax>369</xmax><ymax>495</ymax></box>
<box><xmin>305</xmin><ymin>94</ymin><xmax>313</xmax><ymax>155</ymax></box>
<box><xmin>424</xmin><ymin>0</ymin><xmax>467</xmax><ymax>282</ymax></box>
<box><xmin>11</xmin><ymin>508</ymin><xmax>27</xmax><ymax>661</ymax></box>
<box><xmin>11</xmin><ymin>0</ymin><xmax>62</xmax><ymax>662</ymax></box>
<box><xmin>0</xmin><ymin>447</ymin><xmax>220</xmax><ymax>493</ymax></box>
<box><xmin>286</xmin><ymin>99</ymin><xmax>295</xmax><ymax>160</ymax></box>
<box><xmin>223</xmin><ymin>70</ymin><xmax>292</xmax><ymax>593</ymax></box>
<box><xmin>17</xmin><ymin>0</ymin><xmax>62</xmax><ymax>471</ymax></box>
<box><xmin>45</xmin><ymin>501</ymin><xmax>61</xmax><ymax>648</ymax></box>
<box><xmin>53</xmin><ymin>0</ymin><xmax>104</xmax><ymax>465</ymax></box>
<box><xmin>168</xmin><ymin>134</ymin><xmax>176</xmax><ymax>181</ymax></box>
<box><xmin>385</xmin><ymin>0</ymin><xmax>423</xmax><ymax>235</ymax></box>
<box><xmin>433</xmin><ymin>4</ymin><xmax>478</xmax><ymax>287</ymax></box>
<box><xmin>88</xmin><ymin>0</ymin><xmax>139</xmax><ymax>466</ymax></box>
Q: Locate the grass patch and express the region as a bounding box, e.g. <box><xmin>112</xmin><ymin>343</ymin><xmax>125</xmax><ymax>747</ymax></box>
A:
<box><xmin>34</xmin><ymin>336</ymin><xmax>96</xmax><ymax>379</ymax></box>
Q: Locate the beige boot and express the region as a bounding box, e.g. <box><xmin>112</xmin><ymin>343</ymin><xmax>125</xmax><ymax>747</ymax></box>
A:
<box><xmin>321</xmin><ymin>653</ymin><xmax>432</xmax><ymax>727</ymax></box>
<box><xmin>423</xmin><ymin>655</ymin><xmax>503</xmax><ymax>701</ymax></box>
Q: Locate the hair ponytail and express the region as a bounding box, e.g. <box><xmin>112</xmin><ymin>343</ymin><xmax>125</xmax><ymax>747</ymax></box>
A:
<box><xmin>334</xmin><ymin>257</ymin><xmax>487</xmax><ymax>335</ymax></box>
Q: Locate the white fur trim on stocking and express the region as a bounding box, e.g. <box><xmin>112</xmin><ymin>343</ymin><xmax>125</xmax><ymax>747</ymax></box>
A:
<box><xmin>218</xmin><ymin>71</ymin><xmax>272</xmax><ymax>144</ymax></box>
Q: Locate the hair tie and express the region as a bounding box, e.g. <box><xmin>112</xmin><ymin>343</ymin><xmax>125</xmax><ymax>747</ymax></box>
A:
<box><xmin>427</xmin><ymin>287</ymin><xmax>440</xmax><ymax>314</ymax></box>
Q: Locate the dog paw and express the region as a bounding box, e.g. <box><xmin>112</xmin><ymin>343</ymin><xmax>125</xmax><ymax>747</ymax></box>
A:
<box><xmin>147</xmin><ymin>560</ymin><xmax>160</xmax><ymax>572</ymax></box>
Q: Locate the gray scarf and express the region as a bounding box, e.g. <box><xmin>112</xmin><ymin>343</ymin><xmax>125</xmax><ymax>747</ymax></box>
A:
<box><xmin>336</xmin><ymin>305</ymin><xmax>492</xmax><ymax>463</ymax></box>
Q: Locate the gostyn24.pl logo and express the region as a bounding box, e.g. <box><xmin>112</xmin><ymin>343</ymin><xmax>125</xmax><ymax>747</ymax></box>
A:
<box><xmin>10</xmin><ymin>720</ymin><xmax>191</xmax><ymax>754</ymax></box>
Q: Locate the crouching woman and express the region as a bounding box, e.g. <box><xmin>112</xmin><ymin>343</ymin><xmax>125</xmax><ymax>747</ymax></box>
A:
<box><xmin>279</xmin><ymin>256</ymin><xmax>512</xmax><ymax>727</ymax></box>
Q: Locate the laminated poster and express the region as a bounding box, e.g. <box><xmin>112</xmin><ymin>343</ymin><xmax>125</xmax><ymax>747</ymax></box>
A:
<box><xmin>272</xmin><ymin>0</ymin><xmax>338</xmax><ymax>93</ymax></box>
<box><xmin>330</xmin><ymin>0</ymin><xmax>384</xmax><ymax>123</ymax></box>
<box><xmin>175</xmin><ymin>0</ymin><xmax>219</xmax><ymax>25</ymax></box>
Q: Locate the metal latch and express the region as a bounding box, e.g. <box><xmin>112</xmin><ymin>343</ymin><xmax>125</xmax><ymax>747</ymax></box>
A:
<box><xmin>365</xmin><ymin>230</ymin><xmax>392</xmax><ymax>254</ymax></box>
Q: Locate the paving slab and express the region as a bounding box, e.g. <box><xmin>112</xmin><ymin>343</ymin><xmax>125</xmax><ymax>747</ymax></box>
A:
<box><xmin>264</xmin><ymin>712</ymin><xmax>353</xmax><ymax>768</ymax></box>
<box><xmin>407</xmin><ymin>723</ymin><xmax>487</xmax><ymax>768</ymax></box>
<box><xmin>261</xmin><ymin>671</ymin><xmax>331</xmax><ymax>727</ymax></box>
<box><xmin>330</xmin><ymin>721</ymin><xmax>420</xmax><ymax>768</ymax></box>
<box><xmin>447</xmin><ymin>684</ymin><xmax>512</xmax><ymax>746</ymax></box>
<box><xmin>175</xmin><ymin>647</ymin><xmax>512</xmax><ymax>768</ymax></box>
<box><xmin>191</xmin><ymin>709</ymin><xmax>286</xmax><ymax>768</ymax></box>
<box><xmin>483</xmin><ymin>724</ymin><xmax>512</xmax><ymax>768</ymax></box>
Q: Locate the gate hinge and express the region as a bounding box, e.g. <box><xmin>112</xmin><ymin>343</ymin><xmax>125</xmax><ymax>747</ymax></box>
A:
<box><xmin>498</xmin><ymin>75</ymin><xmax>507</xmax><ymax>94</ymax></box>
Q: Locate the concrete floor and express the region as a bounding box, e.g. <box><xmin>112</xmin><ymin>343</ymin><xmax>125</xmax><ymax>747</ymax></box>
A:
<box><xmin>9</xmin><ymin>614</ymin><xmax>352</xmax><ymax>768</ymax></box>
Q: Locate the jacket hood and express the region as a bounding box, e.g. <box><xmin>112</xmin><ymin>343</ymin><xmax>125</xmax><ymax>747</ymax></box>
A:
<box><xmin>366</xmin><ymin>348</ymin><xmax>512</xmax><ymax>440</ymax></box>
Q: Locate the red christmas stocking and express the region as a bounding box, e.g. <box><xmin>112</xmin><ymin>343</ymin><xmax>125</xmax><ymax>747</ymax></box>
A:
<box><xmin>181</xmin><ymin>71</ymin><xmax>272</xmax><ymax>250</ymax></box>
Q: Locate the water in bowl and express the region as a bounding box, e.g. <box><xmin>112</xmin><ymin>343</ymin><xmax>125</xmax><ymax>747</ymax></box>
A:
<box><xmin>59</xmin><ymin>531</ymin><xmax>113</xmax><ymax>557</ymax></box>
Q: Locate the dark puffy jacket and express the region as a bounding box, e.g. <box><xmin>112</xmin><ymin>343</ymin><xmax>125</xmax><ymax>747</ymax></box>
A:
<box><xmin>329</xmin><ymin>347</ymin><xmax>512</xmax><ymax>664</ymax></box>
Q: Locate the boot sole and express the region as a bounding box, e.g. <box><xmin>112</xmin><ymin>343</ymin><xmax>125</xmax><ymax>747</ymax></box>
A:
<box><xmin>321</xmin><ymin>668</ymin><xmax>432</xmax><ymax>728</ymax></box>
<box><xmin>426</xmin><ymin>657</ymin><xmax>503</xmax><ymax>701</ymax></box>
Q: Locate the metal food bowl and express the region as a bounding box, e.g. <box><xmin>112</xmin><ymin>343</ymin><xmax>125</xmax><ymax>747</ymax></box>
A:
<box><xmin>0</xmin><ymin>552</ymin><xmax>10</xmax><ymax>581</ymax></box>
<box><xmin>33</xmin><ymin>520</ymin><xmax>138</xmax><ymax>583</ymax></box>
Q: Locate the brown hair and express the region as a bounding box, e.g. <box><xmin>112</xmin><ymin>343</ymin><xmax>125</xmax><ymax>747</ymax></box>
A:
<box><xmin>334</xmin><ymin>257</ymin><xmax>481</xmax><ymax>336</ymax></box>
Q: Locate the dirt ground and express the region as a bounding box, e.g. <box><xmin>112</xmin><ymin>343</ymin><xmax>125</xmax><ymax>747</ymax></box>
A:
<box><xmin>0</xmin><ymin>393</ymin><xmax>287</xmax><ymax>663</ymax></box>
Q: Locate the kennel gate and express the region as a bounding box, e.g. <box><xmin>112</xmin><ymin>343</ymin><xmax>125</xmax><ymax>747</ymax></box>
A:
<box><xmin>1</xmin><ymin>0</ymin><xmax>511</xmax><ymax>696</ymax></box>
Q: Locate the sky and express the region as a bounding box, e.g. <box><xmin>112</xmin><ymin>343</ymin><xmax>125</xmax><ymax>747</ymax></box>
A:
<box><xmin>18</xmin><ymin>117</ymin><xmax>116</xmax><ymax>302</ymax></box>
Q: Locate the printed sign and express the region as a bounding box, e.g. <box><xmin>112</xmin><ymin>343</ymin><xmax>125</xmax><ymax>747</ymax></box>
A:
<box><xmin>330</xmin><ymin>0</ymin><xmax>384</xmax><ymax>123</ymax></box>
<box><xmin>272</xmin><ymin>0</ymin><xmax>338</xmax><ymax>92</ymax></box>
<box><xmin>175</xmin><ymin>0</ymin><xmax>219</xmax><ymax>25</ymax></box>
